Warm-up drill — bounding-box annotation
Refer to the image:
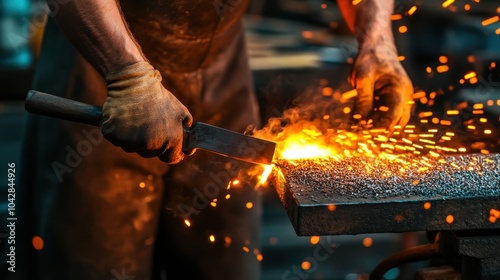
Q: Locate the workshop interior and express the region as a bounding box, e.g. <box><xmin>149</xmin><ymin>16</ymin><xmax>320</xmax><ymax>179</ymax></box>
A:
<box><xmin>1</xmin><ymin>0</ymin><xmax>500</xmax><ymax>279</ymax></box>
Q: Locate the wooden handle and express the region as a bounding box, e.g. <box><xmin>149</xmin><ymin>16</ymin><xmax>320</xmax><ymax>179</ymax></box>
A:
<box><xmin>25</xmin><ymin>90</ymin><xmax>102</xmax><ymax>126</ymax></box>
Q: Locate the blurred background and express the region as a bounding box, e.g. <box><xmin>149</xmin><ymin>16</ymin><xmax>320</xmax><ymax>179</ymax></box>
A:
<box><xmin>1</xmin><ymin>0</ymin><xmax>500</xmax><ymax>279</ymax></box>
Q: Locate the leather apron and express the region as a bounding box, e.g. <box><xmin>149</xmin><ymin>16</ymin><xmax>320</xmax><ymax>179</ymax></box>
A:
<box><xmin>16</xmin><ymin>1</ymin><xmax>261</xmax><ymax>279</ymax></box>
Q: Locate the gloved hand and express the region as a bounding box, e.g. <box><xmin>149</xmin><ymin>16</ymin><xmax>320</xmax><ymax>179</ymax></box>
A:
<box><xmin>102</xmin><ymin>61</ymin><xmax>193</xmax><ymax>163</ymax></box>
<box><xmin>350</xmin><ymin>44</ymin><xmax>413</xmax><ymax>132</ymax></box>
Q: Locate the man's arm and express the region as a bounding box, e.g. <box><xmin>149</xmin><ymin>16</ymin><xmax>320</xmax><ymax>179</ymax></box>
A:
<box><xmin>48</xmin><ymin>0</ymin><xmax>192</xmax><ymax>163</ymax></box>
<box><xmin>49</xmin><ymin>0</ymin><xmax>145</xmax><ymax>76</ymax></box>
<box><xmin>336</xmin><ymin>0</ymin><xmax>413</xmax><ymax>131</ymax></box>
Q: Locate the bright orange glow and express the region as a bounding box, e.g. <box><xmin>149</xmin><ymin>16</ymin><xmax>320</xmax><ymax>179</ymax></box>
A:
<box><xmin>260</xmin><ymin>165</ymin><xmax>273</xmax><ymax>184</ymax></box>
<box><xmin>482</xmin><ymin>16</ymin><xmax>499</xmax><ymax>26</ymax></box>
<box><xmin>184</xmin><ymin>219</ymin><xmax>191</xmax><ymax>227</ymax></box>
<box><xmin>423</xmin><ymin>202</ymin><xmax>431</xmax><ymax>210</ymax></box>
<box><xmin>256</xmin><ymin>254</ymin><xmax>264</xmax><ymax>261</ymax></box>
<box><xmin>363</xmin><ymin>237</ymin><xmax>373</xmax><ymax>247</ymax></box>
<box><xmin>446</xmin><ymin>215</ymin><xmax>454</xmax><ymax>224</ymax></box>
<box><xmin>322</xmin><ymin>87</ymin><xmax>334</xmax><ymax>96</ymax></box>
<box><xmin>301</xmin><ymin>261</ymin><xmax>312</xmax><ymax>270</ymax></box>
<box><xmin>407</xmin><ymin>6</ymin><xmax>417</xmax><ymax>15</ymax></box>
<box><xmin>439</xmin><ymin>56</ymin><xmax>448</xmax><ymax>64</ymax></box>
<box><xmin>442</xmin><ymin>0</ymin><xmax>454</xmax><ymax>8</ymax></box>
<box><xmin>246</xmin><ymin>202</ymin><xmax>254</xmax><ymax>209</ymax></box>
<box><xmin>352</xmin><ymin>0</ymin><xmax>362</xmax><ymax>5</ymax></box>
<box><xmin>310</xmin><ymin>236</ymin><xmax>320</xmax><ymax>245</ymax></box>
<box><xmin>327</xmin><ymin>204</ymin><xmax>337</xmax><ymax>211</ymax></box>
<box><xmin>224</xmin><ymin>236</ymin><xmax>231</xmax><ymax>246</ymax></box>
<box><xmin>139</xmin><ymin>182</ymin><xmax>146</xmax><ymax>188</ymax></box>
<box><xmin>209</xmin><ymin>235</ymin><xmax>215</xmax><ymax>242</ymax></box>
<box><xmin>437</xmin><ymin>65</ymin><xmax>449</xmax><ymax>73</ymax></box>
<box><xmin>242</xmin><ymin>246</ymin><xmax>249</xmax><ymax>252</ymax></box>
<box><xmin>398</xmin><ymin>25</ymin><xmax>408</xmax><ymax>33</ymax></box>
<box><xmin>491</xmin><ymin>209</ymin><xmax>500</xmax><ymax>218</ymax></box>
<box><xmin>32</xmin><ymin>236</ymin><xmax>44</xmax><ymax>251</ymax></box>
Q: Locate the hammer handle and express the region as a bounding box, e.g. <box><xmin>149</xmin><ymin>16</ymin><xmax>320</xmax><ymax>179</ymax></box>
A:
<box><xmin>25</xmin><ymin>90</ymin><xmax>102</xmax><ymax>126</ymax></box>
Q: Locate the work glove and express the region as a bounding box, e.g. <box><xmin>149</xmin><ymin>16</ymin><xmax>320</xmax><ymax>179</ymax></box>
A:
<box><xmin>350</xmin><ymin>44</ymin><xmax>413</xmax><ymax>132</ymax></box>
<box><xmin>102</xmin><ymin>61</ymin><xmax>193</xmax><ymax>164</ymax></box>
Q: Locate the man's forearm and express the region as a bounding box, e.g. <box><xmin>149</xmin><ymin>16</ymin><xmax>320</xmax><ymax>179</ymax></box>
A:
<box><xmin>336</xmin><ymin>0</ymin><xmax>395</xmax><ymax>50</ymax></box>
<box><xmin>49</xmin><ymin>0</ymin><xmax>145</xmax><ymax>77</ymax></box>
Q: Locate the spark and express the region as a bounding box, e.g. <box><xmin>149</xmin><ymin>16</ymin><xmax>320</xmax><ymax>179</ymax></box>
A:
<box><xmin>442</xmin><ymin>0</ymin><xmax>454</xmax><ymax>8</ymax></box>
<box><xmin>482</xmin><ymin>16</ymin><xmax>499</xmax><ymax>26</ymax></box>
<box><xmin>301</xmin><ymin>261</ymin><xmax>312</xmax><ymax>270</ymax></box>
<box><xmin>407</xmin><ymin>6</ymin><xmax>417</xmax><ymax>15</ymax></box>
<box><xmin>391</xmin><ymin>14</ymin><xmax>403</xmax><ymax>21</ymax></box>
<box><xmin>437</xmin><ymin>65</ymin><xmax>449</xmax><ymax>73</ymax></box>
<box><xmin>362</xmin><ymin>237</ymin><xmax>373</xmax><ymax>247</ymax></box>
<box><xmin>260</xmin><ymin>165</ymin><xmax>273</xmax><ymax>184</ymax></box>
<box><xmin>32</xmin><ymin>236</ymin><xmax>44</xmax><ymax>251</ymax></box>
<box><xmin>464</xmin><ymin>72</ymin><xmax>477</xmax><ymax>80</ymax></box>
<box><xmin>446</xmin><ymin>215</ymin><xmax>454</xmax><ymax>224</ymax></box>
<box><xmin>310</xmin><ymin>236</ymin><xmax>320</xmax><ymax>245</ymax></box>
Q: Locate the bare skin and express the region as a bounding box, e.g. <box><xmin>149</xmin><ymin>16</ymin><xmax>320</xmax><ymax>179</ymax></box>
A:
<box><xmin>49</xmin><ymin>0</ymin><xmax>192</xmax><ymax>163</ymax></box>
<box><xmin>337</xmin><ymin>0</ymin><xmax>414</xmax><ymax>131</ymax></box>
<box><xmin>49</xmin><ymin>0</ymin><xmax>145</xmax><ymax>76</ymax></box>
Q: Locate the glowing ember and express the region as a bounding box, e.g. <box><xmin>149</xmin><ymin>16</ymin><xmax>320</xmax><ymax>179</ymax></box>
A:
<box><xmin>310</xmin><ymin>236</ymin><xmax>320</xmax><ymax>245</ymax></box>
<box><xmin>327</xmin><ymin>204</ymin><xmax>336</xmax><ymax>211</ymax></box>
<box><xmin>209</xmin><ymin>235</ymin><xmax>215</xmax><ymax>242</ymax></box>
<box><xmin>442</xmin><ymin>0</ymin><xmax>455</xmax><ymax>8</ymax></box>
<box><xmin>446</xmin><ymin>215</ymin><xmax>454</xmax><ymax>224</ymax></box>
<box><xmin>362</xmin><ymin>237</ymin><xmax>373</xmax><ymax>247</ymax></box>
<box><xmin>423</xmin><ymin>202</ymin><xmax>431</xmax><ymax>210</ymax></box>
<box><xmin>301</xmin><ymin>261</ymin><xmax>312</xmax><ymax>270</ymax></box>
<box><xmin>32</xmin><ymin>236</ymin><xmax>44</xmax><ymax>251</ymax></box>
<box><xmin>184</xmin><ymin>219</ymin><xmax>191</xmax><ymax>227</ymax></box>
<box><xmin>260</xmin><ymin>165</ymin><xmax>273</xmax><ymax>184</ymax></box>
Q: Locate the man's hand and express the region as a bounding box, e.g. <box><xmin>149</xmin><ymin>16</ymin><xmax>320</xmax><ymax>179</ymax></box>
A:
<box><xmin>336</xmin><ymin>0</ymin><xmax>414</xmax><ymax>132</ymax></box>
<box><xmin>102</xmin><ymin>61</ymin><xmax>193</xmax><ymax>164</ymax></box>
<box><xmin>350</xmin><ymin>44</ymin><xmax>413</xmax><ymax>131</ymax></box>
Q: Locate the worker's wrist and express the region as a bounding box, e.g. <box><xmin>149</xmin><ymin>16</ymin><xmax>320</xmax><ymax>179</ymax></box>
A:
<box><xmin>105</xmin><ymin>61</ymin><xmax>162</xmax><ymax>96</ymax></box>
<box><xmin>357</xmin><ymin>32</ymin><xmax>397</xmax><ymax>56</ymax></box>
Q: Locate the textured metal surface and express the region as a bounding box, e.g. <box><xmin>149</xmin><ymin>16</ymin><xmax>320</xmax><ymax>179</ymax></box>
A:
<box><xmin>272</xmin><ymin>154</ymin><xmax>500</xmax><ymax>236</ymax></box>
<box><xmin>182</xmin><ymin>122</ymin><xmax>276</xmax><ymax>165</ymax></box>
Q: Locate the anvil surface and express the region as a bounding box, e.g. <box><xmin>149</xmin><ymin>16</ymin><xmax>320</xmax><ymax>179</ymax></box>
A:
<box><xmin>272</xmin><ymin>154</ymin><xmax>500</xmax><ymax>236</ymax></box>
